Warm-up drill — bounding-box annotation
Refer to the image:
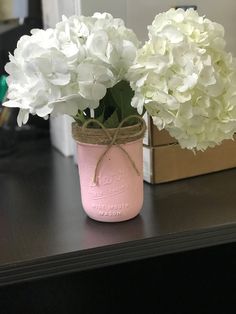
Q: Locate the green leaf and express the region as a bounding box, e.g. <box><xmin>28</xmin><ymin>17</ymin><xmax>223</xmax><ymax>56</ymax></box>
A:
<box><xmin>95</xmin><ymin>88</ymin><xmax>117</xmax><ymax>123</ymax></box>
<box><xmin>95</xmin><ymin>97</ymin><xmax>105</xmax><ymax>123</ymax></box>
<box><xmin>74</xmin><ymin>110</ymin><xmax>86</xmax><ymax>125</ymax></box>
<box><xmin>110</xmin><ymin>80</ymin><xmax>137</xmax><ymax>123</ymax></box>
<box><xmin>103</xmin><ymin>110</ymin><xmax>120</xmax><ymax>128</ymax></box>
<box><xmin>103</xmin><ymin>89</ymin><xmax>118</xmax><ymax>121</ymax></box>
<box><xmin>75</xmin><ymin>81</ymin><xmax>138</xmax><ymax>128</ymax></box>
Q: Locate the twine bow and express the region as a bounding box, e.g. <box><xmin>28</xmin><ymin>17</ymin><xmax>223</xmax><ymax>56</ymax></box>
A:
<box><xmin>80</xmin><ymin>115</ymin><xmax>146</xmax><ymax>185</ymax></box>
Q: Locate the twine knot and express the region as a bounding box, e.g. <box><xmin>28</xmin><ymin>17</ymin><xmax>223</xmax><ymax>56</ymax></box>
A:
<box><xmin>72</xmin><ymin>115</ymin><xmax>146</xmax><ymax>185</ymax></box>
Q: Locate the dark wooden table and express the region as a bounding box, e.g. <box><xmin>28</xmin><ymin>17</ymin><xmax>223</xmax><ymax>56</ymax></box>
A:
<box><xmin>1</xmin><ymin>138</ymin><xmax>236</xmax><ymax>313</ymax></box>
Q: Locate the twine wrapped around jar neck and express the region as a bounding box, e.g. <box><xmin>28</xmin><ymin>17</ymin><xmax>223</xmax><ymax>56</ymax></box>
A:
<box><xmin>72</xmin><ymin>115</ymin><xmax>146</xmax><ymax>185</ymax></box>
<box><xmin>72</xmin><ymin>115</ymin><xmax>146</xmax><ymax>145</ymax></box>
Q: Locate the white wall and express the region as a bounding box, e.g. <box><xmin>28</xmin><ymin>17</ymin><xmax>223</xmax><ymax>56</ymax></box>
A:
<box><xmin>41</xmin><ymin>0</ymin><xmax>59</xmax><ymax>28</ymax></box>
<box><xmin>57</xmin><ymin>0</ymin><xmax>76</xmax><ymax>17</ymax></box>
<box><xmin>78</xmin><ymin>0</ymin><xmax>126</xmax><ymax>20</ymax></box>
<box><xmin>0</xmin><ymin>0</ymin><xmax>28</xmax><ymax>21</ymax></box>
<box><xmin>126</xmin><ymin>0</ymin><xmax>236</xmax><ymax>53</ymax></box>
<box><xmin>42</xmin><ymin>0</ymin><xmax>236</xmax><ymax>54</ymax></box>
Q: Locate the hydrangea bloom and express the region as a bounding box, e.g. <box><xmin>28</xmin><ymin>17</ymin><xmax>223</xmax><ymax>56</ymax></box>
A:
<box><xmin>4</xmin><ymin>13</ymin><xmax>139</xmax><ymax>126</ymax></box>
<box><xmin>129</xmin><ymin>8</ymin><xmax>236</xmax><ymax>150</ymax></box>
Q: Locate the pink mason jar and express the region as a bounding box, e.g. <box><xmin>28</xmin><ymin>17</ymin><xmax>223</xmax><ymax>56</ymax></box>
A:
<box><xmin>72</xmin><ymin>117</ymin><xmax>146</xmax><ymax>222</ymax></box>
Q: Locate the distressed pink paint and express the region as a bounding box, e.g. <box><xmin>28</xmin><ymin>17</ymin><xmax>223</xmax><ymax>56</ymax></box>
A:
<box><xmin>76</xmin><ymin>139</ymin><xmax>144</xmax><ymax>222</ymax></box>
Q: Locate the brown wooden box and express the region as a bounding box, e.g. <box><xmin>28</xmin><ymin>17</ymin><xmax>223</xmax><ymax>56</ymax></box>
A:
<box><xmin>143</xmin><ymin>115</ymin><xmax>236</xmax><ymax>183</ymax></box>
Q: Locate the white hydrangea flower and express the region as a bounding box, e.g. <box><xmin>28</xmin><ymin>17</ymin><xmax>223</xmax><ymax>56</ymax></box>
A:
<box><xmin>4</xmin><ymin>13</ymin><xmax>140</xmax><ymax>126</ymax></box>
<box><xmin>128</xmin><ymin>8</ymin><xmax>236</xmax><ymax>150</ymax></box>
<box><xmin>4</xmin><ymin>28</ymin><xmax>65</xmax><ymax>126</ymax></box>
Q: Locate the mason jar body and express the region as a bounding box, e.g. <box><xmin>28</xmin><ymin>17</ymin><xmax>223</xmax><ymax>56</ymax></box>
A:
<box><xmin>76</xmin><ymin>139</ymin><xmax>144</xmax><ymax>222</ymax></box>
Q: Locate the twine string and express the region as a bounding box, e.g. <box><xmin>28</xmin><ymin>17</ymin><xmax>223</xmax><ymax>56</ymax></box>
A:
<box><xmin>82</xmin><ymin>115</ymin><xmax>145</xmax><ymax>185</ymax></box>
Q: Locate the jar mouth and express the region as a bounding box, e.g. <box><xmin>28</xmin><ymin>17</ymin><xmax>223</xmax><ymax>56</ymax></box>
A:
<box><xmin>72</xmin><ymin>117</ymin><xmax>146</xmax><ymax>145</ymax></box>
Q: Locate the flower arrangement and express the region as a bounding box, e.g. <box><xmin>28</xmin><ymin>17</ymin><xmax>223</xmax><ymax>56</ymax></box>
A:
<box><xmin>3</xmin><ymin>9</ymin><xmax>236</xmax><ymax>222</ymax></box>
<box><xmin>129</xmin><ymin>8</ymin><xmax>236</xmax><ymax>150</ymax></box>
<box><xmin>3</xmin><ymin>9</ymin><xmax>236</xmax><ymax>151</ymax></box>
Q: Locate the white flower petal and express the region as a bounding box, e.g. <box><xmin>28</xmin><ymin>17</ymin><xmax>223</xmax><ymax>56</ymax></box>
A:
<box><xmin>86</xmin><ymin>30</ymin><xmax>108</xmax><ymax>61</ymax></box>
<box><xmin>79</xmin><ymin>82</ymin><xmax>106</xmax><ymax>100</ymax></box>
<box><xmin>17</xmin><ymin>109</ymin><xmax>29</xmax><ymax>126</ymax></box>
<box><xmin>36</xmin><ymin>103</ymin><xmax>54</xmax><ymax>117</ymax></box>
<box><xmin>51</xmin><ymin>100</ymin><xmax>79</xmax><ymax>116</ymax></box>
<box><xmin>161</xmin><ymin>25</ymin><xmax>184</xmax><ymax>43</ymax></box>
<box><xmin>177</xmin><ymin>73</ymin><xmax>198</xmax><ymax>92</ymax></box>
<box><xmin>131</xmin><ymin>94</ymin><xmax>145</xmax><ymax>115</ymax></box>
<box><xmin>4</xmin><ymin>100</ymin><xmax>28</xmax><ymax>109</ymax></box>
<box><xmin>49</xmin><ymin>73</ymin><xmax>71</xmax><ymax>86</ymax></box>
